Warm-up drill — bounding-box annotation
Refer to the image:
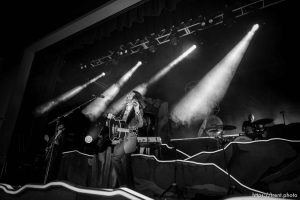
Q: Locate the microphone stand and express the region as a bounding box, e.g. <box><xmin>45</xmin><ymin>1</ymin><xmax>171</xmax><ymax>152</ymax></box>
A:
<box><xmin>160</xmin><ymin>141</ymin><xmax>184</xmax><ymax>199</ymax></box>
<box><xmin>48</xmin><ymin>94</ymin><xmax>101</xmax><ymax>125</ymax></box>
<box><xmin>44</xmin><ymin>95</ymin><xmax>102</xmax><ymax>183</ymax></box>
<box><xmin>44</xmin><ymin>119</ymin><xmax>62</xmax><ymax>184</ymax></box>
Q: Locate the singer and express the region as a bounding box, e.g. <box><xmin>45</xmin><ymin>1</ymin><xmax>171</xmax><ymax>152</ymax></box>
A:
<box><xmin>106</xmin><ymin>90</ymin><xmax>146</xmax><ymax>187</ymax></box>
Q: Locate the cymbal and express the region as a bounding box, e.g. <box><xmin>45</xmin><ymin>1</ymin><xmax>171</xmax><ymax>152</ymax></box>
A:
<box><xmin>205</xmin><ymin>125</ymin><xmax>236</xmax><ymax>131</ymax></box>
<box><xmin>253</xmin><ymin>118</ymin><xmax>273</xmax><ymax>125</ymax></box>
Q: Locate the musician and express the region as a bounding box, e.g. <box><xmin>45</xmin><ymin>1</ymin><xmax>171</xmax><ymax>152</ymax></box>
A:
<box><xmin>242</xmin><ymin>113</ymin><xmax>255</xmax><ymax>138</ymax></box>
<box><xmin>106</xmin><ymin>90</ymin><xmax>146</xmax><ymax>187</ymax></box>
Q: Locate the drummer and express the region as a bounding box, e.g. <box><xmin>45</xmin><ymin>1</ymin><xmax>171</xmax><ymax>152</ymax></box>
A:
<box><xmin>242</xmin><ymin>113</ymin><xmax>256</xmax><ymax>139</ymax></box>
<box><xmin>242</xmin><ymin>113</ymin><xmax>268</xmax><ymax>140</ymax></box>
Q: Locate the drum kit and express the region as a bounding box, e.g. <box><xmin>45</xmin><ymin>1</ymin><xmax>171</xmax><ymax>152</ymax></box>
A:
<box><xmin>204</xmin><ymin>118</ymin><xmax>274</xmax><ymax>142</ymax></box>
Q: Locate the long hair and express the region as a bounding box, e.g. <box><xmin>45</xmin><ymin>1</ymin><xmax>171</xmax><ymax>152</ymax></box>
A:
<box><xmin>118</xmin><ymin>90</ymin><xmax>145</xmax><ymax>120</ymax></box>
<box><xmin>131</xmin><ymin>90</ymin><xmax>146</xmax><ymax>109</ymax></box>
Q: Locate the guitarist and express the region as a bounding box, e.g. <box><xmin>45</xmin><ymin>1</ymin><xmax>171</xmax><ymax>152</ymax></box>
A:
<box><xmin>107</xmin><ymin>90</ymin><xmax>146</xmax><ymax>187</ymax></box>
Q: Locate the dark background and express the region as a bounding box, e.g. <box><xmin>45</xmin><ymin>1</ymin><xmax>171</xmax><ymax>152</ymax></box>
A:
<box><xmin>1</xmin><ymin>0</ymin><xmax>298</xmax><ymax>185</ymax></box>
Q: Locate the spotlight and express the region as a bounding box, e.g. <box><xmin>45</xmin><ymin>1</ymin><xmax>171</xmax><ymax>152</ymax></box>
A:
<box><xmin>108</xmin><ymin>45</ymin><xmax>197</xmax><ymax>115</ymax></box>
<box><xmin>120</xmin><ymin>44</ymin><xmax>131</xmax><ymax>55</ymax></box>
<box><xmin>146</xmin><ymin>35</ymin><xmax>157</xmax><ymax>53</ymax></box>
<box><xmin>80</xmin><ymin>63</ymin><xmax>87</xmax><ymax>70</ymax></box>
<box><xmin>148</xmin><ymin>44</ymin><xmax>196</xmax><ymax>85</ymax></box>
<box><xmin>84</xmin><ymin>123</ymin><xmax>103</xmax><ymax>144</ymax></box>
<box><xmin>35</xmin><ymin>72</ymin><xmax>106</xmax><ymax>115</ymax></box>
<box><xmin>195</xmin><ymin>15</ymin><xmax>206</xmax><ymax>27</ymax></box>
<box><xmin>253</xmin><ymin>24</ymin><xmax>259</xmax><ymax>31</ymax></box>
<box><xmin>171</xmin><ymin>25</ymin><xmax>259</xmax><ymax>125</ymax></box>
<box><xmin>82</xmin><ymin>61</ymin><xmax>143</xmax><ymax>120</ymax></box>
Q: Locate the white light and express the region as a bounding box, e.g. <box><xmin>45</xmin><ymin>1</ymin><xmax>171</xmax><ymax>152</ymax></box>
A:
<box><xmin>107</xmin><ymin>45</ymin><xmax>196</xmax><ymax>115</ymax></box>
<box><xmin>85</xmin><ymin>136</ymin><xmax>93</xmax><ymax>143</ymax></box>
<box><xmin>35</xmin><ymin>72</ymin><xmax>106</xmax><ymax>116</ymax></box>
<box><xmin>171</xmin><ymin>26</ymin><xmax>258</xmax><ymax>125</ymax></box>
<box><xmin>148</xmin><ymin>44</ymin><xmax>197</xmax><ymax>85</ymax></box>
<box><xmin>252</xmin><ymin>24</ymin><xmax>259</xmax><ymax>32</ymax></box>
<box><xmin>82</xmin><ymin>61</ymin><xmax>142</xmax><ymax>120</ymax></box>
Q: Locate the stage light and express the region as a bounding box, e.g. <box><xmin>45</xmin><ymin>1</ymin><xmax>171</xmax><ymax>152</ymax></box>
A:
<box><xmin>146</xmin><ymin>35</ymin><xmax>157</xmax><ymax>53</ymax></box>
<box><xmin>35</xmin><ymin>72</ymin><xmax>105</xmax><ymax>115</ymax></box>
<box><xmin>82</xmin><ymin>61</ymin><xmax>142</xmax><ymax>121</ymax></box>
<box><xmin>80</xmin><ymin>63</ymin><xmax>88</xmax><ymax>70</ymax></box>
<box><xmin>119</xmin><ymin>44</ymin><xmax>131</xmax><ymax>55</ymax></box>
<box><xmin>84</xmin><ymin>122</ymin><xmax>103</xmax><ymax>143</ymax></box>
<box><xmin>148</xmin><ymin>44</ymin><xmax>196</xmax><ymax>85</ymax></box>
<box><xmin>195</xmin><ymin>15</ymin><xmax>206</xmax><ymax>27</ymax></box>
<box><xmin>84</xmin><ymin>135</ymin><xmax>93</xmax><ymax>143</ymax></box>
<box><xmin>171</xmin><ymin>25</ymin><xmax>259</xmax><ymax>125</ymax></box>
<box><xmin>252</xmin><ymin>24</ymin><xmax>259</xmax><ymax>32</ymax></box>
<box><xmin>107</xmin><ymin>45</ymin><xmax>197</xmax><ymax>115</ymax></box>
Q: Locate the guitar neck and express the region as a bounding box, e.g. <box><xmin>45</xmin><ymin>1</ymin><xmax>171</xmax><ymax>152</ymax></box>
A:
<box><xmin>117</xmin><ymin>128</ymin><xmax>131</xmax><ymax>133</ymax></box>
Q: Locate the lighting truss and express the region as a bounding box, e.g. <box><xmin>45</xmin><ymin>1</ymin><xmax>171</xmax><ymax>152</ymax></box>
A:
<box><xmin>87</xmin><ymin>0</ymin><xmax>285</xmax><ymax>69</ymax></box>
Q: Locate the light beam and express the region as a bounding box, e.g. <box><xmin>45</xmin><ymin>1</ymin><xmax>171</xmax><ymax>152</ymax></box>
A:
<box><xmin>82</xmin><ymin>61</ymin><xmax>142</xmax><ymax>121</ymax></box>
<box><xmin>35</xmin><ymin>72</ymin><xmax>105</xmax><ymax>115</ymax></box>
<box><xmin>171</xmin><ymin>24</ymin><xmax>259</xmax><ymax>125</ymax></box>
<box><xmin>107</xmin><ymin>45</ymin><xmax>197</xmax><ymax>115</ymax></box>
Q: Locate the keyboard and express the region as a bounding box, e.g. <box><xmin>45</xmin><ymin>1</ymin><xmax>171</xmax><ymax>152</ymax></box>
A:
<box><xmin>137</xmin><ymin>137</ymin><xmax>162</xmax><ymax>144</ymax></box>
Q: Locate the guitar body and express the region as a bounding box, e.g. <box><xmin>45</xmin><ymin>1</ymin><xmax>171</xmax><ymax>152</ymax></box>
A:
<box><xmin>108</xmin><ymin>118</ymin><xmax>127</xmax><ymax>142</ymax></box>
<box><xmin>108</xmin><ymin>118</ymin><xmax>138</xmax><ymax>140</ymax></box>
<box><xmin>107</xmin><ymin>118</ymin><xmax>162</xmax><ymax>154</ymax></box>
<box><xmin>108</xmin><ymin>118</ymin><xmax>138</xmax><ymax>153</ymax></box>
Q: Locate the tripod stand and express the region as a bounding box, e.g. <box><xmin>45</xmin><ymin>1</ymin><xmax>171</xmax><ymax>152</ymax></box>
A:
<box><xmin>160</xmin><ymin>142</ymin><xmax>185</xmax><ymax>199</ymax></box>
<box><xmin>44</xmin><ymin>119</ymin><xmax>64</xmax><ymax>184</ymax></box>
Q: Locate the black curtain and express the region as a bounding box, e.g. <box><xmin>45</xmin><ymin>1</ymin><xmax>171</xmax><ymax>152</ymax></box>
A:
<box><xmin>5</xmin><ymin>0</ymin><xmax>188</xmax><ymax>185</ymax></box>
<box><xmin>5</xmin><ymin>0</ymin><xmax>297</xmax><ymax>190</ymax></box>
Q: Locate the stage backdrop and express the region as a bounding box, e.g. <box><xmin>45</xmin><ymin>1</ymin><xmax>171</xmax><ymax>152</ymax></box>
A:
<box><xmin>4</xmin><ymin>0</ymin><xmax>298</xmax><ymax>188</ymax></box>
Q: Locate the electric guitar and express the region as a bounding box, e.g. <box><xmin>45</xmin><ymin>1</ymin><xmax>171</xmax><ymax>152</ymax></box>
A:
<box><xmin>107</xmin><ymin>117</ymin><xmax>162</xmax><ymax>145</ymax></box>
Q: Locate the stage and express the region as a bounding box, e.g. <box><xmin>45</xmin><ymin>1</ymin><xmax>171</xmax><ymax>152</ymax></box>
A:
<box><xmin>2</xmin><ymin>137</ymin><xmax>299</xmax><ymax>200</ymax></box>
